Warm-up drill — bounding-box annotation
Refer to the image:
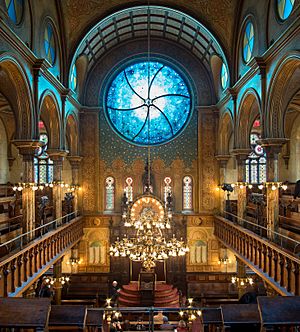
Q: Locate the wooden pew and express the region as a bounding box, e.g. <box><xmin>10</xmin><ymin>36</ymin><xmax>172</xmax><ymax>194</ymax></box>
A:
<box><xmin>221</xmin><ymin>303</ymin><xmax>260</xmax><ymax>332</ymax></box>
<box><xmin>201</xmin><ymin>307</ymin><xmax>222</xmax><ymax>332</ymax></box>
<box><xmin>258</xmin><ymin>296</ymin><xmax>300</xmax><ymax>331</ymax></box>
<box><xmin>49</xmin><ymin>305</ymin><xmax>87</xmax><ymax>331</ymax></box>
<box><xmin>0</xmin><ymin>298</ymin><xmax>51</xmax><ymax>331</ymax></box>
<box><xmin>86</xmin><ymin>309</ymin><xmax>103</xmax><ymax>332</ymax></box>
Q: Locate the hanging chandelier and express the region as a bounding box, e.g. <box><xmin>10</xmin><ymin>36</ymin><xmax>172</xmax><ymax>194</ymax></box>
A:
<box><xmin>110</xmin><ymin>195</ymin><xmax>189</xmax><ymax>270</ymax></box>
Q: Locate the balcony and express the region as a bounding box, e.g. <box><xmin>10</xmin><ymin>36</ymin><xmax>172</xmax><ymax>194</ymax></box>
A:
<box><xmin>214</xmin><ymin>215</ymin><xmax>300</xmax><ymax>296</ymax></box>
<box><xmin>0</xmin><ymin>212</ymin><xmax>83</xmax><ymax>297</ymax></box>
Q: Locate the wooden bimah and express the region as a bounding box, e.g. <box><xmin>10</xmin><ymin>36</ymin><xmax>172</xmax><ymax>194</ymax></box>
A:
<box><xmin>139</xmin><ymin>270</ymin><xmax>156</xmax><ymax>306</ymax></box>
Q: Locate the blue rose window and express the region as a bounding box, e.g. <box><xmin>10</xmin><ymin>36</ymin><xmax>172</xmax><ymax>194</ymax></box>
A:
<box><xmin>277</xmin><ymin>0</ymin><xmax>295</xmax><ymax>20</ymax></box>
<box><xmin>105</xmin><ymin>61</ymin><xmax>191</xmax><ymax>146</ymax></box>
<box><xmin>243</xmin><ymin>21</ymin><xmax>254</xmax><ymax>63</ymax></box>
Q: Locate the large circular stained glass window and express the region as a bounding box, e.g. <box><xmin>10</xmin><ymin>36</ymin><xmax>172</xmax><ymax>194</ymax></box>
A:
<box><xmin>105</xmin><ymin>61</ymin><xmax>192</xmax><ymax>146</ymax></box>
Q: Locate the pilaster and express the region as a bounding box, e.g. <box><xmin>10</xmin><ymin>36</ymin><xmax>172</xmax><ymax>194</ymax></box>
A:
<box><xmin>215</xmin><ymin>155</ymin><xmax>230</xmax><ymax>213</ymax></box>
<box><xmin>67</xmin><ymin>155</ymin><xmax>82</xmax><ymax>211</ymax></box>
<box><xmin>48</xmin><ymin>150</ymin><xmax>68</xmax><ymax>220</ymax></box>
<box><xmin>13</xmin><ymin>140</ymin><xmax>41</xmax><ymax>240</ymax></box>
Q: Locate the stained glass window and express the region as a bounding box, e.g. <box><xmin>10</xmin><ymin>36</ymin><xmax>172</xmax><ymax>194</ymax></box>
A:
<box><xmin>125</xmin><ymin>177</ymin><xmax>133</xmax><ymax>202</ymax></box>
<box><xmin>277</xmin><ymin>0</ymin><xmax>295</xmax><ymax>20</ymax></box>
<box><xmin>243</xmin><ymin>21</ymin><xmax>254</xmax><ymax>63</ymax></box>
<box><xmin>164</xmin><ymin>177</ymin><xmax>172</xmax><ymax>207</ymax></box>
<box><xmin>221</xmin><ymin>63</ymin><xmax>228</xmax><ymax>90</ymax></box>
<box><xmin>183</xmin><ymin>176</ymin><xmax>193</xmax><ymax>211</ymax></box>
<box><xmin>70</xmin><ymin>63</ymin><xmax>77</xmax><ymax>91</ymax></box>
<box><xmin>105</xmin><ymin>177</ymin><xmax>115</xmax><ymax>211</ymax></box>
<box><xmin>34</xmin><ymin>133</ymin><xmax>53</xmax><ymax>184</ymax></box>
<box><xmin>5</xmin><ymin>0</ymin><xmax>23</xmax><ymax>24</ymax></box>
<box><xmin>44</xmin><ymin>23</ymin><xmax>56</xmax><ymax>65</ymax></box>
<box><xmin>105</xmin><ymin>61</ymin><xmax>191</xmax><ymax>146</ymax></box>
<box><xmin>245</xmin><ymin>133</ymin><xmax>266</xmax><ymax>184</ymax></box>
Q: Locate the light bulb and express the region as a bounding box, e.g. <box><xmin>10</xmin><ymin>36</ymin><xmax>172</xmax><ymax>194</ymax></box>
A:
<box><xmin>271</xmin><ymin>185</ymin><xmax>276</xmax><ymax>191</ymax></box>
<box><xmin>248</xmin><ymin>184</ymin><xmax>253</xmax><ymax>189</ymax></box>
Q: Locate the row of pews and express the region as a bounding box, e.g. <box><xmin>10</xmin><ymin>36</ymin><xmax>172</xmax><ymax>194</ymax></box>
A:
<box><xmin>0</xmin><ymin>298</ymin><xmax>102</xmax><ymax>331</ymax></box>
<box><xmin>200</xmin><ymin>296</ymin><xmax>300</xmax><ymax>331</ymax></box>
<box><xmin>0</xmin><ymin>296</ymin><xmax>299</xmax><ymax>331</ymax></box>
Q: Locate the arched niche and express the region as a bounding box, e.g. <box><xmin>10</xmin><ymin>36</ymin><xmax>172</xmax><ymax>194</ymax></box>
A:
<box><xmin>218</xmin><ymin>110</ymin><xmax>234</xmax><ymax>156</ymax></box>
<box><xmin>266</xmin><ymin>53</ymin><xmax>300</xmax><ymax>138</ymax></box>
<box><xmin>65</xmin><ymin>113</ymin><xmax>79</xmax><ymax>156</ymax></box>
<box><xmin>236</xmin><ymin>89</ymin><xmax>261</xmax><ymax>149</ymax></box>
<box><xmin>0</xmin><ymin>55</ymin><xmax>34</xmax><ymax>139</ymax></box>
<box><xmin>39</xmin><ymin>92</ymin><xmax>61</xmax><ymax>150</ymax></box>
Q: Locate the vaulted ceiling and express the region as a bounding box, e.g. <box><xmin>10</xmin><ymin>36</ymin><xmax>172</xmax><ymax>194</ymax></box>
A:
<box><xmin>60</xmin><ymin>0</ymin><xmax>240</xmax><ymax>61</ymax></box>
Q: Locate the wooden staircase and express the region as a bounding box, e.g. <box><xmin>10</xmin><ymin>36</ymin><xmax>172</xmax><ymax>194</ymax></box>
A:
<box><xmin>118</xmin><ymin>282</ymin><xmax>179</xmax><ymax>307</ymax></box>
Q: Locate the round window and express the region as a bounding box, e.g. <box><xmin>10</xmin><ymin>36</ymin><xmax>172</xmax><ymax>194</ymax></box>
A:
<box><xmin>5</xmin><ymin>0</ymin><xmax>24</xmax><ymax>25</ymax></box>
<box><xmin>243</xmin><ymin>21</ymin><xmax>254</xmax><ymax>63</ymax></box>
<box><xmin>105</xmin><ymin>61</ymin><xmax>192</xmax><ymax>146</ymax></box>
<box><xmin>277</xmin><ymin>0</ymin><xmax>295</xmax><ymax>20</ymax></box>
<box><xmin>44</xmin><ymin>23</ymin><xmax>56</xmax><ymax>65</ymax></box>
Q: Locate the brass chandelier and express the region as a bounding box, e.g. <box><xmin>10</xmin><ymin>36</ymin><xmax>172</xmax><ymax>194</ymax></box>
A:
<box><xmin>110</xmin><ymin>195</ymin><xmax>189</xmax><ymax>270</ymax></box>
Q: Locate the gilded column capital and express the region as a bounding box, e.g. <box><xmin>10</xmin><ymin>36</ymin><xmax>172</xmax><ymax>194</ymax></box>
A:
<box><xmin>13</xmin><ymin>140</ymin><xmax>41</xmax><ymax>160</ymax></box>
<box><xmin>215</xmin><ymin>154</ymin><xmax>231</xmax><ymax>168</ymax></box>
<box><xmin>67</xmin><ymin>155</ymin><xmax>83</xmax><ymax>169</ymax></box>
<box><xmin>47</xmin><ymin>149</ymin><xmax>68</xmax><ymax>163</ymax></box>
<box><xmin>257</xmin><ymin>138</ymin><xmax>289</xmax><ymax>159</ymax></box>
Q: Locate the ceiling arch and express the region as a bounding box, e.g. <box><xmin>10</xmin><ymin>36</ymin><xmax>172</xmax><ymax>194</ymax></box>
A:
<box><xmin>71</xmin><ymin>5</ymin><xmax>228</xmax><ymax>75</ymax></box>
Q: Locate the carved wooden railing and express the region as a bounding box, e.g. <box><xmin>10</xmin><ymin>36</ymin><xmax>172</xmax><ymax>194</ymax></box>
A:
<box><xmin>0</xmin><ymin>215</ymin><xmax>83</xmax><ymax>297</ymax></box>
<box><xmin>214</xmin><ymin>216</ymin><xmax>300</xmax><ymax>296</ymax></box>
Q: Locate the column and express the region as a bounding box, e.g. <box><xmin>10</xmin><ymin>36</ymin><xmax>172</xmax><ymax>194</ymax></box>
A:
<box><xmin>48</xmin><ymin>150</ymin><xmax>67</xmax><ymax>221</ymax></box>
<box><xmin>215</xmin><ymin>155</ymin><xmax>230</xmax><ymax>213</ymax></box>
<box><xmin>67</xmin><ymin>156</ymin><xmax>82</xmax><ymax>212</ymax></box>
<box><xmin>236</xmin><ymin>258</ymin><xmax>247</xmax><ymax>299</ymax></box>
<box><xmin>14</xmin><ymin>140</ymin><xmax>41</xmax><ymax>241</ymax></box>
<box><xmin>258</xmin><ymin>139</ymin><xmax>287</xmax><ymax>240</ymax></box>
<box><xmin>53</xmin><ymin>258</ymin><xmax>63</xmax><ymax>305</ymax></box>
<box><xmin>232</xmin><ymin>150</ymin><xmax>250</xmax><ymax>225</ymax></box>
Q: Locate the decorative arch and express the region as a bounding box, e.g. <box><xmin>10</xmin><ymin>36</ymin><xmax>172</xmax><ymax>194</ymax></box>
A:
<box><xmin>65</xmin><ymin>112</ymin><xmax>79</xmax><ymax>155</ymax></box>
<box><xmin>218</xmin><ymin>110</ymin><xmax>234</xmax><ymax>155</ymax></box>
<box><xmin>0</xmin><ymin>54</ymin><xmax>34</xmax><ymax>140</ymax></box>
<box><xmin>236</xmin><ymin>89</ymin><xmax>261</xmax><ymax>149</ymax></box>
<box><xmin>266</xmin><ymin>52</ymin><xmax>300</xmax><ymax>138</ymax></box>
<box><xmin>39</xmin><ymin>91</ymin><xmax>61</xmax><ymax>150</ymax></box>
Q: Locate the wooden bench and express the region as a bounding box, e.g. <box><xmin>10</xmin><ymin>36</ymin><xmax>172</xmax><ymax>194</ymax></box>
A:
<box><xmin>0</xmin><ymin>298</ymin><xmax>51</xmax><ymax>331</ymax></box>
<box><xmin>258</xmin><ymin>296</ymin><xmax>300</xmax><ymax>330</ymax></box>
<box><xmin>221</xmin><ymin>303</ymin><xmax>260</xmax><ymax>332</ymax></box>
<box><xmin>49</xmin><ymin>305</ymin><xmax>87</xmax><ymax>331</ymax></box>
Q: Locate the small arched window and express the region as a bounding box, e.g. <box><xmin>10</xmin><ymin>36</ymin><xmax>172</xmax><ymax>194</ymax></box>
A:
<box><xmin>220</xmin><ymin>62</ymin><xmax>228</xmax><ymax>90</ymax></box>
<box><xmin>125</xmin><ymin>177</ymin><xmax>133</xmax><ymax>203</ymax></box>
<box><xmin>105</xmin><ymin>177</ymin><xmax>115</xmax><ymax>211</ymax></box>
<box><xmin>245</xmin><ymin>133</ymin><xmax>267</xmax><ymax>184</ymax></box>
<box><xmin>277</xmin><ymin>0</ymin><xmax>295</xmax><ymax>20</ymax></box>
<box><xmin>163</xmin><ymin>177</ymin><xmax>172</xmax><ymax>206</ymax></box>
<box><xmin>44</xmin><ymin>22</ymin><xmax>56</xmax><ymax>65</ymax></box>
<box><xmin>34</xmin><ymin>132</ymin><xmax>53</xmax><ymax>184</ymax></box>
<box><xmin>183</xmin><ymin>176</ymin><xmax>193</xmax><ymax>211</ymax></box>
<box><xmin>5</xmin><ymin>0</ymin><xmax>24</xmax><ymax>25</ymax></box>
<box><xmin>242</xmin><ymin>21</ymin><xmax>255</xmax><ymax>63</ymax></box>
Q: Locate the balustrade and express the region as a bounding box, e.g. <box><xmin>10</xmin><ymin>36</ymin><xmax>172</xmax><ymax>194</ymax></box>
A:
<box><xmin>0</xmin><ymin>214</ymin><xmax>83</xmax><ymax>297</ymax></box>
<box><xmin>214</xmin><ymin>216</ymin><xmax>300</xmax><ymax>296</ymax></box>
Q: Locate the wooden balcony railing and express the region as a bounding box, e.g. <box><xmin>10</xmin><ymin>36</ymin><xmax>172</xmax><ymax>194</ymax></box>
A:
<box><xmin>214</xmin><ymin>216</ymin><xmax>300</xmax><ymax>296</ymax></box>
<box><xmin>0</xmin><ymin>213</ymin><xmax>83</xmax><ymax>297</ymax></box>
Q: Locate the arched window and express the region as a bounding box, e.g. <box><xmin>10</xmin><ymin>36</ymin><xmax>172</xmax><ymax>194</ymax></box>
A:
<box><xmin>44</xmin><ymin>22</ymin><xmax>56</xmax><ymax>65</ymax></box>
<box><xmin>277</xmin><ymin>0</ymin><xmax>295</xmax><ymax>20</ymax></box>
<box><xmin>163</xmin><ymin>177</ymin><xmax>172</xmax><ymax>206</ymax></box>
<box><xmin>242</xmin><ymin>21</ymin><xmax>254</xmax><ymax>63</ymax></box>
<box><xmin>125</xmin><ymin>177</ymin><xmax>133</xmax><ymax>202</ymax></box>
<box><xmin>105</xmin><ymin>177</ymin><xmax>115</xmax><ymax>211</ymax></box>
<box><xmin>34</xmin><ymin>133</ymin><xmax>53</xmax><ymax>184</ymax></box>
<box><xmin>183</xmin><ymin>176</ymin><xmax>193</xmax><ymax>211</ymax></box>
<box><xmin>5</xmin><ymin>0</ymin><xmax>24</xmax><ymax>25</ymax></box>
<box><xmin>245</xmin><ymin>133</ymin><xmax>266</xmax><ymax>184</ymax></box>
<box><xmin>220</xmin><ymin>62</ymin><xmax>228</xmax><ymax>90</ymax></box>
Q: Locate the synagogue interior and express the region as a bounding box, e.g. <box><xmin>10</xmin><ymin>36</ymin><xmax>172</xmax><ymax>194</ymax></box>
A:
<box><xmin>0</xmin><ymin>0</ymin><xmax>300</xmax><ymax>331</ymax></box>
